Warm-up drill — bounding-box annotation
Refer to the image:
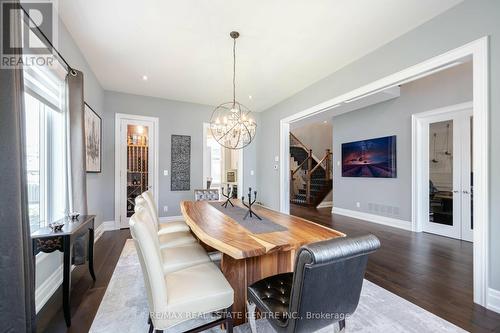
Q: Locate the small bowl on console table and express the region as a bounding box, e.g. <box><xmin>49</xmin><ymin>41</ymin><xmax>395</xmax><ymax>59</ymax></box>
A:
<box><xmin>48</xmin><ymin>222</ymin><xmax>65</xmax><ymax>232</ymax></box>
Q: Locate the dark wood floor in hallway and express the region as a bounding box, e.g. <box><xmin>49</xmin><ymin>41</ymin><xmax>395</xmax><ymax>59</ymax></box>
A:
<box><xmin>290</xmin><ymin>204</ymin><xmax>500</xmax><ymax>333</ymax></box>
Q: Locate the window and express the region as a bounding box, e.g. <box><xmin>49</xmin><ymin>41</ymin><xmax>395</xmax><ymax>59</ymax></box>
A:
<box><xmin>207</xmin><ymin>135</ymin><xmax>223</xmax><ymax>188</ymax></box>
<box><xmin>24</xmin><ymin>57</ymin><xmax>67</xmax><ymax>233</ymax></box>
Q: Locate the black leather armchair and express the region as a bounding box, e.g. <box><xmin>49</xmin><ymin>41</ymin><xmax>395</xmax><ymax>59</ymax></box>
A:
<box><xmin>247</xmin><ymin>234</ymin><xmax>380</xmax><ymax>333</ymax></box>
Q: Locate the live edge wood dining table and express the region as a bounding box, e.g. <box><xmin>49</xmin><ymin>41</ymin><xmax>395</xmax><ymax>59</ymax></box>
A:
<box><xmin>181</xmin><ymin>200</ymin><xmax>345</xmax><ymax>325</ymax></box>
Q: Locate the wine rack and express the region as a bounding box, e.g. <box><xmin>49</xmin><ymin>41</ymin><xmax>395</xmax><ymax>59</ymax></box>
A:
<box><xmin>126</xmin><ymin>133</ymin><xmax>149</xmax><ymax>217</ymax></box>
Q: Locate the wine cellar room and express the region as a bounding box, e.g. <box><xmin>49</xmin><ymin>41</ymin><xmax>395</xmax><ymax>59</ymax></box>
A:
<box><xmin>127</xmin><ymin>124</ymin><xmax>149</xmax><ymax>217</ymax></box>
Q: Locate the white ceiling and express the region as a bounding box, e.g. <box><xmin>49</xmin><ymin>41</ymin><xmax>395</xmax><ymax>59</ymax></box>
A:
<box><xmin>59</xmin><ymin>0</ymin><xmax>462</xmax><ymax>111</ymax></box>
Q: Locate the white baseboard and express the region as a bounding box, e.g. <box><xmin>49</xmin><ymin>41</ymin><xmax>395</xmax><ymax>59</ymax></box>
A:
<box><xmin>159</xmin><ymin>215</ymin><xmax>185</xmax><ymax>223</ymax></box>
<box><xmin>317</xmin><ymin>201</ymin><xmax>333</xmax><ymax>209</ymax></box>
<box><xmin>95</xmin><ymin>220</ymin><xmax>120</xmax><ymax>241</ymax></box>
<box><xmin>35</xmin><ymin>264</ymin><xmax>63</xmax><ymax>313</ymax></box>
<box><xmin>94</xmin><ymin>222</ymin><xmax>104</xmax><ymax>241</ymax></box>
<box><xmin>332</xmin><ymin>207</ymin><xmax>412</xmax><ymax>231</ymax></box>
<box><xmin>487</xmin><ymin>288</ymin><xmax>500</xmax><ymax>314</ymax></box>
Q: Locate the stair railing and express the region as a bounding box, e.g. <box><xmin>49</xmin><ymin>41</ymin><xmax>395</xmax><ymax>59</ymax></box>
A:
<box><xmin>290</xmin><ymin>133</ymin><xmax>333</xmax><ymax>205</ymax></box>
<box><xmin>290</xmin><ymin>132</ymin><xmax>308</xmax><ymax>151</ymax></box>
<box><xmin>291</xmin><ymin>148</ymin><xmax>332</xmax><ymax>205</ymax></box>
<box><xmin>305</xmin><ymin>149</ymin><xmax>331</xmax><ymax>204</ymax></box>
<box><xmin>310</xmin><ymin>149</ymin><xmax>333</xmax><ymax>181</ymax></box>
<box><xmin>290</xmin><ymin>149</ymin><xmax>313</xmax><ymax>202</ymax></box>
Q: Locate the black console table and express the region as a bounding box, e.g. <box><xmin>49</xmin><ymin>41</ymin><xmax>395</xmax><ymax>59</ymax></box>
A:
<box><xmin>31</xmin><ymin>215</ymin><xmax>96</xmax><ymax>327</ymax></box>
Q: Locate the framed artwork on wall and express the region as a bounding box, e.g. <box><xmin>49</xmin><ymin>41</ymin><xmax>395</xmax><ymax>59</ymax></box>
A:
<box><xmin>171</xmin><ymin>134</ymin><xmax>191</xmax><ymax>191</ymax></box>
<box><xmin>341</xmin><ymin>135</ymin><xmax>397</xmax><ymax>178</ymax></box>
<box><xmin>84</xmin><ymin>103</ymin><xmax>102</xmax><ymax>173</ymax></box>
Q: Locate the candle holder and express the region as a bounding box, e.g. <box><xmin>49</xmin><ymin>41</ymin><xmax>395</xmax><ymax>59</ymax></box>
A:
<box><xmin>221</xmin><ymin>184</ymin><xmax>234</xmax><ymax>208</ymax></box>
<box><xmin>242</xmin><ymin>187</ymin><xmax>262</xmax><ymax>220</ymax></box>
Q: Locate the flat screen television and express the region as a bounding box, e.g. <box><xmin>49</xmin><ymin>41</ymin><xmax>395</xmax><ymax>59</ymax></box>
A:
<box><xmin>341</xmin><ymin>135</ymin><xmax>397</xmax><ymax>178</ymax></box>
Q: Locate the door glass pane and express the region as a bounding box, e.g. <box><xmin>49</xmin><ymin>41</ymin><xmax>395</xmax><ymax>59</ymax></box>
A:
<box><xmin>429</xmin><ymin>120</ymin><xmax>453</xmax><ymax>226</ymax></box>
<box><xmin>470</xmin><ymin>116</ymin><xmax>473</xmax><ymax>230</ymax></box>
<box><xmin>126</xmin><ymin>125</ymin><xmax>149</xmax><ymax>217</ymax></box>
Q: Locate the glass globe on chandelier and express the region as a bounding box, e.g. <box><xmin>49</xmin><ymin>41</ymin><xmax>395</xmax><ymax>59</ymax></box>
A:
<box><xmin>210</xmin><ymin>31</ymin><xmax>256</xmax><ymax>150</ymax></box>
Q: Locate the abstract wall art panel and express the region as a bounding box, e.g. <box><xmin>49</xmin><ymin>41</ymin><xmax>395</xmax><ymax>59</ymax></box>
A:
<box><xmin>341</xmin><ymin>135</ymin><xmax>397</xmax><ymax>178</ymax></box>
<box><xmin>171</xmin><ymin>135</ymin><xmax>191</xmax><ymax>191</ymax></box>
<box><xmin>84</xmin><ymin>104</ymin><xmax>102</xmax><ymax>173</ymax></box>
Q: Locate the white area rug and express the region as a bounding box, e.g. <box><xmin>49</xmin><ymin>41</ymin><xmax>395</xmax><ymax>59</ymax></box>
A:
<box><xmin>90</xmin><ymin>240</ymin><xmax>466</xmax><ymax>333</ymax></box>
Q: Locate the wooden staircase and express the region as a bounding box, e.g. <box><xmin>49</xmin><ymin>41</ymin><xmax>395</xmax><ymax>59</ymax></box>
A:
<box><xmin>290</xmin><ymin>133</ymin><xmax>332</xmax><ymax>207</ymax></box>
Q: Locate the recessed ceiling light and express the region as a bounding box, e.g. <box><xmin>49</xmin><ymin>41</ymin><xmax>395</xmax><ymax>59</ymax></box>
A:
<box><xmin>323</xmin><ymin>120</ymin><xmax>328</xmax><ymax>124</ymax></box>
<box><xmin>248</xmin><ymin>95</ymin><xmax>252</xmax><ymax>100</ymax></box>
<box><xmin>142</xmin><ymin>75</ymin><xmax>148</xmax><ymax>81</ymax></box>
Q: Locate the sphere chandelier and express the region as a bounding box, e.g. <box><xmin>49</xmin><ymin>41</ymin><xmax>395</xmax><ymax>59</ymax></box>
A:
<box><xmin>210</xmin><ymin>31</ymin><xmax>256</xmax><ymax>150</ymax></box>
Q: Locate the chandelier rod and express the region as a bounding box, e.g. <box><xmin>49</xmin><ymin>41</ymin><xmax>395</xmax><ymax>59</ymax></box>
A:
<box><xmin>232</xmin><ymin>35</ymin><xmax>236</xmax><ymax>104</ymax></box>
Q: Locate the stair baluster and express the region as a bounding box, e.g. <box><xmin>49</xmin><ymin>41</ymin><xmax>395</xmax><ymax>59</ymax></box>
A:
<box><xmin>306</xmin><ymin>149</ymin><xmax>312</xmax><ymax>205</ymax></box>
<box><xmin>290</xmin><ymin>133</ymin><xmax>333</xmax><ymax>207</ymax></box>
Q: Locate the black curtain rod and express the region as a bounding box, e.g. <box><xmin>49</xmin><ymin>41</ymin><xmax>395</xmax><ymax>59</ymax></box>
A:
<box><xmin>20</xmin><ymin>5</ymin><xmax>98</xmax><ymax>111</ymax></box>
<box><xmin>20</xmin><ymin>5</ymin><xmax>75</xmax><ymax>74</ymax></box>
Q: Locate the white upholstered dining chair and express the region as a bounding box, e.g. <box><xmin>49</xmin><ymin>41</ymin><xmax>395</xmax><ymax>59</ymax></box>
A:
<box><xmin>129</xmin><ymin>206</ymin><xmax>234</xmax><ymax>332</ymax></box>
<box><xmin>142</xmin><ymin>190</ymin><xmax>191</xmax><ymax>234</ymax></box>
<box><xmin>134</xmin><ymin>198</ymin><xmax>210</xmax><ymax>273</ymax></box>
<box><xmin>135</xmin><ymin>195</ymin><xmax>196</xmax><ymax>249</ymax></box>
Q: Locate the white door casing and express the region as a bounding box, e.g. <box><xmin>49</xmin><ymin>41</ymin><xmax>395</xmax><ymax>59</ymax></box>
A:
<box><xmin>416</xmin><ymin>105</ymin><xmax>473</xmax><ymax>240</ymax></box>
<box><xmin>114</xmin><ymin>113</ymin><xmax>159</xmax><ymax>229</ymax></box>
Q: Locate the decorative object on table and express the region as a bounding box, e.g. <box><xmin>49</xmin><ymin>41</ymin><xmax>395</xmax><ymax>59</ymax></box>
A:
<box><xmin>231</xmin><ymin>184</ymin><xmax>238</xmax><ymax>199</ymax></box>
<box><xmin>194</xmin><ymin>189</ymin><xmax>219</xmax><ymax>201</ymax></box>
<box><xmin>171</xmin><ymin>135</ymin><xmax>191</xmax><ymax>191</ymax></box>
<box><xmin>69</xmin><ymin>212</ymin><xmax>80</xmax><ymax>220</ymax></box>
<box><xmin>242</xmin><ymin>187</ymin><xmax>262</xmax><ymax>220</ymax></box>
<box><xmin>221</xmin><ymin>184</ymin><xmax>234</xmax><ymax>208</ymax></box>
<box><xmin>206</xmin><ymin>177</ymin><xmax>212</xmax><ymax>189</ymax></box>
<box><xmin>342</xmin><ymin>135</ymin><xmax>397</xmax><ymax>178</ymax></box>
<box><xmin>210</xmin><ymin>31</ymin><xmax>257</xmax><ymax>150</ymax></box>
<box><xmin>48</xmin><ymin>221</ymin><xmax>65</xmax><ymax>232</ymax></box>
<box><xmin>84</xmin><ymin>103</ymin><xmax>102</xmax><ymax>173</ymax></box>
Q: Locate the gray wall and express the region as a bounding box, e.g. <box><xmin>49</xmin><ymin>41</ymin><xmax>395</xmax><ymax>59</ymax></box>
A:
<box><xmin>57</xmin><ymin>19</ymin><xmax>107</xmax><ymax>227</ymax></box>
<box><xmin>332</xmin><ymin>62</ymin><xmax>472</xmax><ymax>221</ymax></box>
<box><xmin>291</xmin><ymin>122</ymin><xmax>333</xmax><ymax>158</ymax></box>
<box><xmin>103</xmin><ymin>91</ymin><xmax>259</xmax><ymax>217</ymax></box>
<box><xmin>257</xmin><ymin>0</ymin><xmax>500</xmax><ymax>289</ymax></box>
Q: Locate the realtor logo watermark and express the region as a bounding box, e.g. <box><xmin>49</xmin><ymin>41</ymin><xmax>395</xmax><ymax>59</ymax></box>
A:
<box><xmin>1</xmin><ymin>0</ymin><xmax>58</xmax><ymax>69</ymax></box>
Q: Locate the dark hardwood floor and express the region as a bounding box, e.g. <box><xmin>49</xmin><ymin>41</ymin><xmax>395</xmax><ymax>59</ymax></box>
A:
<box><xmin>38</xmin><ymin>208</ymin><xmax>500</xmax><ymax>333</ymax></box>
<box><xmin>290</xmin><ymin>204</ymin><xmax>500</xmax><ymax>333</ymax></box>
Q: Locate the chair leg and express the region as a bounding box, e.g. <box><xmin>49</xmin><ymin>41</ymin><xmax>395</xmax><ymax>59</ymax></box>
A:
<box><xmin>148</xmin><ymin>321</ymin><xmax>153</xmax><ymax>333</ymax></box>
<box><xmin>338</xmin><ymin>319</ymin><xmax>346</xmax><ymax>332</ymax></box>
<box><xmin>225</xmin><ymin>306</ymin><xmax>233</xmax><ymax>333</ymax></box>
<box><xmin>247</xmin><ymin>301</ymin><xmax>257</xmax><ymax>333</ymax></box>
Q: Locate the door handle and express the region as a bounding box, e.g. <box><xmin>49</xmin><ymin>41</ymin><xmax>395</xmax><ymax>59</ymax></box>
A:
<box><xmin>453</xmin><ymin>190</ymin><xmax>460</xmax><ymax>193</ymax></box>
<box><xmin>462</xmin><ymin>190</ymin><xmax>470</xmax><ymax>194</ymax></box>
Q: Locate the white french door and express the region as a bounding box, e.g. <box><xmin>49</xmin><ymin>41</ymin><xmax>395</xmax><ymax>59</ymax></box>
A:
<box><xmin>421</xmin><ymin>108</ymin><xmax>473</xmax><ymax>241</ymax></box>
<box><xmin>115</xmin><ymin>114</ymin><xmax>158</xmax><ymax>228</ymax></box>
